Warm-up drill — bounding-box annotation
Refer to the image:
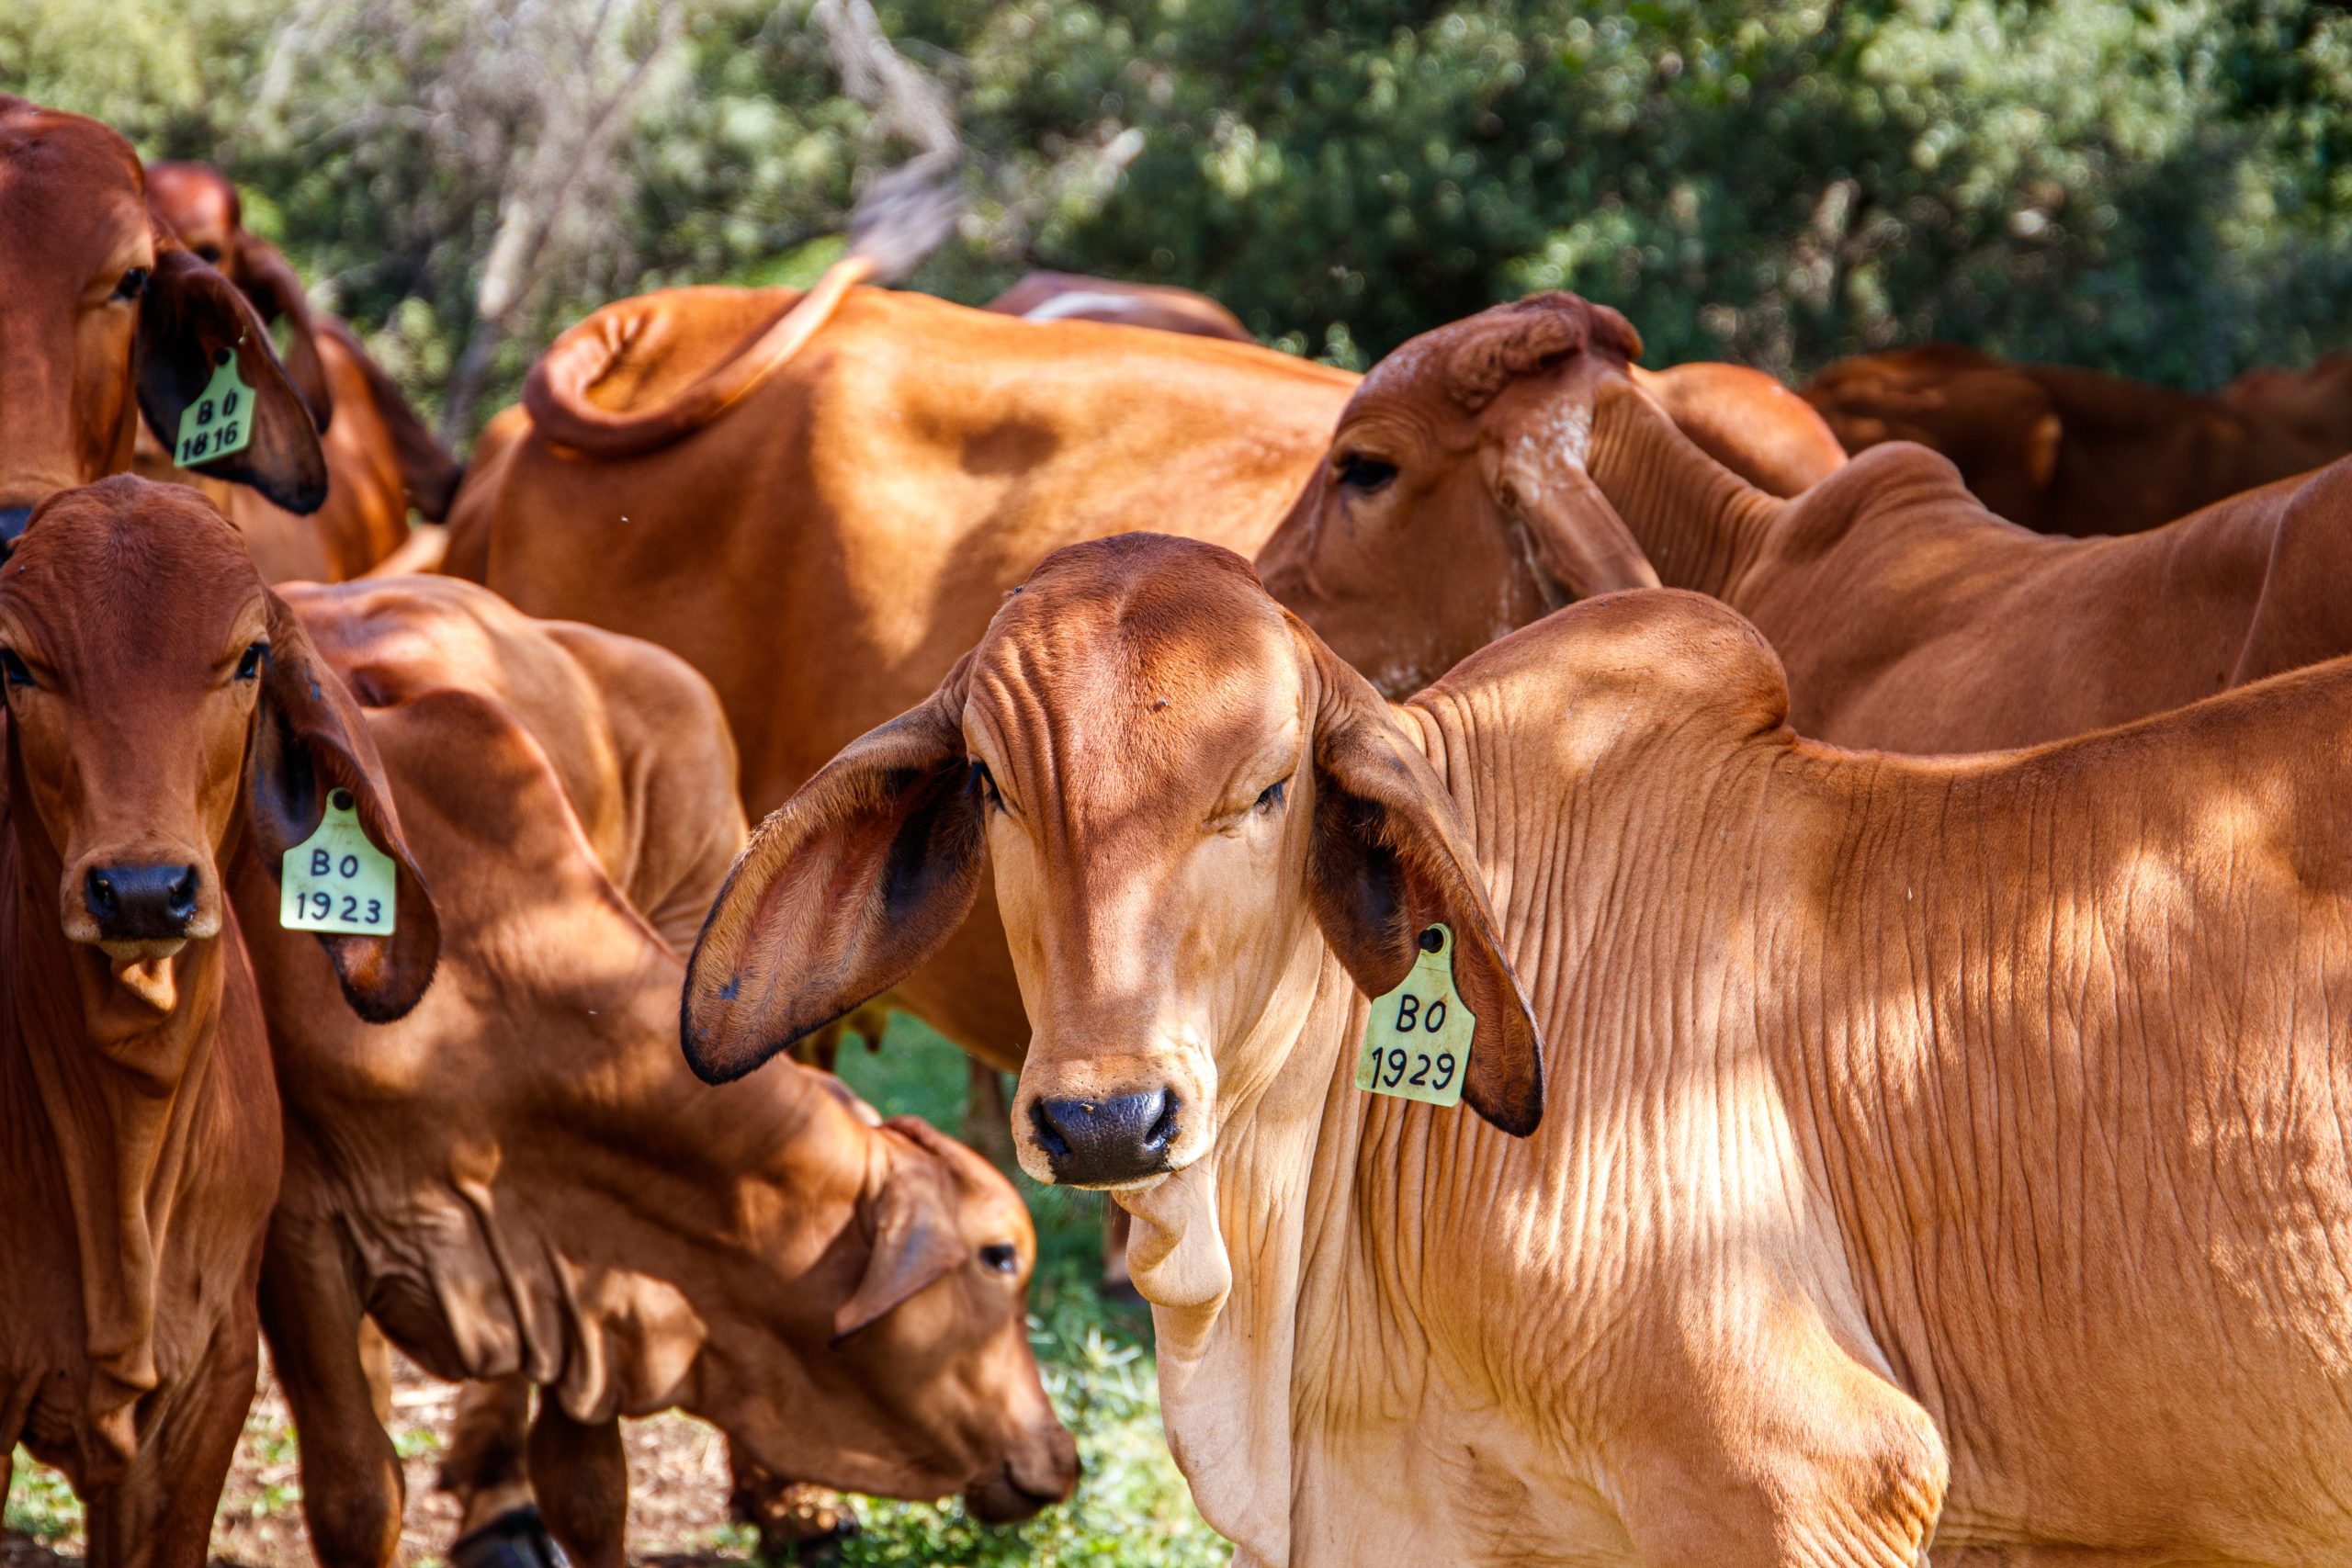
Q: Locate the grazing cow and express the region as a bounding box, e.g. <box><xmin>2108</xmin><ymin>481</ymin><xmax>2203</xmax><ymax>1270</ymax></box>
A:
<box><xmin>1260</xmin><ymin>291</ymin><xmax>2352</xmax><ymax>750</ymax></box>
<box><xmin>0</xmin><ymin>477</ymin><xmax>435</xmax><ymax>1565</ymax></box>
<box><xmin>140</xmin><ymin>162</ymin><xmax>465</xmax><ymax>581</ymax></box>
<box><xmin>238</xmin><ymin>576</ymin><xmax>1078</xmax><ymax>1568</ymax></box>
<box><xmin>687</xmin><ymin>530</ymin><xmax>2352</xmax><ymax>1568</ymax></box>
<box><xmin>0</xmin><ymin>98</ymin><xmax>326</xmax><ymax>540</ymax></box>
<box><xmin>985</xmin><ymin>271</ymin><xmax>1258</xmax><ymax>342</ymax></box>
<box><xmin>1804</xmin><ymin>340</ymin><xmax>2352</xmax><ymax>535</ymax></box>
<box><xmin>447</xmin><ymin>266</ymin><xmax>1837</xmax><ymax>1066</ymax></box>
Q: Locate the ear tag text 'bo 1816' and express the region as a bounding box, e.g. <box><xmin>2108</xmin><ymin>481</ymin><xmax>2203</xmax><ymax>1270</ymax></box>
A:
<box><xmin>175</xmin><ymin>347</ymin><xmax>257</xmax><ymax>468</ymax></box>
<box><xmin>1357</xmin><ymin>923</ymin><xmax>1473</xmax><ymax>1108</ymax></box>
<box><xmin>281</xmin><ymin>788</ymin><xmax>396</xmax><ymax>935</ymax></box>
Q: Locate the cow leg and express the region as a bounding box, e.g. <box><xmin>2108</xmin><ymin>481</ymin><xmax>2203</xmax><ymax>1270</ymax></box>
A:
<box><xmin>441</xmin><ymin>1377</ymin><xmax>563</xmax><ymax>1568</ymax></box>
<box><xmin>727</xmin><ymin>1439</ymin><xmax>859</xmax><ymax>1562</ymax></box>
<box><xmin>84</xmin><ymin>1314</ymin><xmax>259</xmax><ymax>1568</ymax></box>
<box><xmin>524</xmin><ymin>1402</ymin><xmax>628</xmax><ymax>1568</ymax></box>
<box><xmin>258</xmin><ymin>1232</ymin><xmax>405</xmax><ymax>1568</ymax></box>
<box><xmin>1101</xmin><ymin>1199</ymin><xmax>1139</xmax><ymax>1303</ymax></box>
<box><xmin>962</xmin><ymin>1057</ymin><xmax>1016</xmax><ymax>1171</ymax></box>
<box><xmin>357</xmin><ymin>1317</ymin><xmax>396</xmax><ymax>1425</ymax></box>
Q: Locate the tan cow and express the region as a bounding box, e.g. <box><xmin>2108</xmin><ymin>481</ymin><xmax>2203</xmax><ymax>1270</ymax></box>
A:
<box><xmin>687</xmin><ymin>530</ymin><xmax>2352</xmax><ymax>1568</ymax></box>
<box><xmin>238</xmin><ymin>576</ymin><xmax>1078</xmax><ymax>1568</ymax></box>
<box><xmin>1261</xmin><ymin>290</ymin><xmax>2352</xmax><ymax>750</ymax></box>
<box><xmin>140</xmin><ymin>162</ymin><xmax>465</xmax><ymax>581</ymax></box>
<box><xmin>0</xmin><ymin>98</ymin><xmax>325</xmax><ymax>540</ymax></box>
<box><xmin>1</xmin><ymin>477</ymin><xmax>436</xmax><ymax>1565</ymax></box>
<box><xmin>1804</xmin><ymin>340</ymin><xmax>2352</xmax><ymax>536</ymax></box>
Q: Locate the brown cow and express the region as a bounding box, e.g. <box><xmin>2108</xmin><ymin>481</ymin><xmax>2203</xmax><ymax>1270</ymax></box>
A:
<box><xmin>1804</xmin><ymin>340</ymin><xmax>2352</xmax><ymax>535</ymax></box>
<box><xmin>984</xmin><ymin>271</ymin><xmax>1257</xmax><ymax>342</ymax></box>
<box><xmin>687</xmin><ymin>531</ymin><xmax>2352</xmax><ymax>1568</ymax></box>
<box><xmin>447</xmin><ymin>268</ymin><xmax>1838</xmax><ymax>1066</ymax></box>
<box><xmin>0</xmin><ymin>477</ymin><xmax>435</xmax><ymax>1564</ymax></box>
<box><xmin>237</xmin><ymin>576</ymin><xmax>1078</xmax><ymax>1568</ymax></box>
<box><xmin>0</xmin><ymin>98</ymin><xmax>325</xmax><ymax>541</ymax></box>
<box><xmin>140</xmin><ymin>163</ymin><xmax>465</xmax><ymax>581</ymax></box>
<box><xmin>1259</xmin><ymin>290</ymin><xmax>2352</xmax><ymax>750</ymax></box>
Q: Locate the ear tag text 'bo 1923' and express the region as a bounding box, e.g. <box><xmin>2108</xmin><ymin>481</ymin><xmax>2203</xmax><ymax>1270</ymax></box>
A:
<box><xmin>281</xmin><ymin>788</ymin><xmax>396</xmax><ymax>935</ymax></box>
<box><xmin>1357</xmin><ymin>923</ymin><xmax>1473</xmax><ymax>1108</ymax></box>
<box><xmin>174</xmin><ymin>347</ymin><xmax>257</xmax><ymax>468</ymax></box>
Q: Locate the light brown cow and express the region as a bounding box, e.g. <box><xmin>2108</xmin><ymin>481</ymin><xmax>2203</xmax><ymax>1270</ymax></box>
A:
<box><xmin>447</xmin><ymin>273</ymin><xmax>1836</xmax><ymax>1066</ymax></box>
<box><xmin>1261</xmin><ymin>291</ymin><xmax>2352</xmax><ymax>750</ymax></box>
<box><xmin>237</xmin><ymin>576</ymin><xmax>1078</xmax><ymax>1568</ymax></box>
<box><xmin>0</xmin><ymin>98</ymin><xmax>325</xmax><ymax>541</ymax></box>
<box><xmin>687</xmin><ymin>530</ymin><xmax>2352</xmax><ymax>1568</ymax></box>
<box><xmin>0</xmin><ymin>477</ymin><xmax>435</xmax><ymax>1565</ymax></box>
<box><xmin>140</xmin><ymin>162</ymin><xmax>465</xmax><ymax>581</ymax></box>
<box><xmin>1804</xmin><ymin>340</ymin><xmax>2352</xmax><ymax>536</ymax></box>
<box><xmin>985</xmin><ymin>271</ymin><xmax>1257</xmax><ymax>342</ymax></box>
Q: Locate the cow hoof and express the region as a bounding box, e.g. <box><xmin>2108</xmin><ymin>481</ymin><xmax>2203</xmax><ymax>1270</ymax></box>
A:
<box><xmin>449</xmin><ymin>1505</ymin><xmax>569</xmax><ymax>1568</ymax></box>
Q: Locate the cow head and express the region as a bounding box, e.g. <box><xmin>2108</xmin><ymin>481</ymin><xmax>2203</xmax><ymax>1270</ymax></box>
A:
<box><xmin>699</xmin><ymin>1111</ymin><xmax>1079</xmax><ymax>1518</ymax></box>
<box><xmin>0</xmin><ymin>97</ymin><xmax>326</xmax><ymax>540</ymax></box>
<box><xmin>684</xmin><ymin>534</ymin><xmax>1542</xmax><ymax>1193</ymax></box>
<box><xmin>1257</xmin><ymin>291</ymin><xmax>1659</xmax><ymax>698</ymax></box>
<box><xmin>144</xmin><ymin>160</ymin><xmax>334</xmax><ymax>433</ymax></box>
<box><xmin>0</xmin><ymin>477</ymin><xmax>436</xmax><ymax>1027</ymax></box>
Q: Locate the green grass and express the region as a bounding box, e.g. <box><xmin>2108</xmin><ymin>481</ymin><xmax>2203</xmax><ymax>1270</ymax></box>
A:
<box><xmin>820</xmin><ymin>1015</ymin><xmax>1228</xmax><ymax>1568</ymax></box>
<box><xmin>4</xmin><ymin>1453</ymin><xmax>79</xmax><ymax>1543</ymax></box>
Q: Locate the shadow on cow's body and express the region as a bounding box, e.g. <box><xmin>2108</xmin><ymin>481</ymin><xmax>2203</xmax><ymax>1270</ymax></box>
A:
<box><xmin>690</xmin><ymin>531</ymin><xmax>2352</xmax><ymax>1568</ymax></box>
<box><xmin>0</xmin><ymin>477</ymin><xmax>435</xmax><ymax>1565</ymax></box>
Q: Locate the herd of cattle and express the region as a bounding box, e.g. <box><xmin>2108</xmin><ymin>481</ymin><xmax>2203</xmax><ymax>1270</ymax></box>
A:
<box><xmin>8</xmin><ymin>85</ymin><xmax>2352</xmax><ymax>1568</ymax></box>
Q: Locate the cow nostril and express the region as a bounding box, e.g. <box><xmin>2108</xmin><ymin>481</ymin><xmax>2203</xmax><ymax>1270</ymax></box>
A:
<box><xmin>84</xmin><ymin>870</ymin><xmax>117</xmax><ymax>920</ymax></box>
<box><xmin>1141</xmin><ymin>1092</ymin><xmax>1180</xmax><ymax>1156</ymax></box>
<box><xmin>166</xmin><ymin>866</ymin><xmax>199</xmax><ymax>921</ymax></box>
<box><xmin>1029</xmin><ymin>1101</ymin><xmax>1074</xmax><ymax>1161</ymax></box>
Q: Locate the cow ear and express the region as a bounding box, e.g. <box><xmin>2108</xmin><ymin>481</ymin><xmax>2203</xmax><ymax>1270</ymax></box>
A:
<box><xmin>1299</xmin><ymin>627</ymin><xmax>1544</xmax><ymax>1136</ymax></box>
<box><xmin>245</xmin><ymin>589</ymin><xmax>439</xmax><ymax>1021</ymax></box>
<box><xmin>683</xmin><ymin>662</ymin><xmax>985</xmax><ymax>1085</ymax></box>
<box><xmin>1481</xmin><ymin>399</ymin><xmax>1661</xmax><ymax>603</ymax></box>
<box><xmin>232</xmin><ymin>235</ymin><xmax>334</xmax><ymax>434</ymax></box>
<box><xmin>136</xmin><ymin>247</ymin><xmax>329</xmax><ymax>515</ymax></box>
<box><xmin>831</xmin><ymin>1118</ymin><xmax>974</xmax><ymax>1343</ymax></box>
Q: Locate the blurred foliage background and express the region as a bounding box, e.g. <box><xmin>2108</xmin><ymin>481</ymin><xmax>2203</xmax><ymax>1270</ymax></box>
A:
<box><xmin>6</xmin><ymin>0</ymin><xmax>2349</xmax><ymax>438</ymax></box>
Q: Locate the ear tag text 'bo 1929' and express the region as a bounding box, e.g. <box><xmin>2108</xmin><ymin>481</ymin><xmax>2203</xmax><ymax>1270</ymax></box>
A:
<box><xmin>1357</xmin><ymin>923</ymin><xmax>1473</xmax><ymax>1108</ymax></box>
<box><xmin>175</xmin><ymin>347</ymin><xmax>257</xmax><ymax>468</ymax></box>
<box><xmin>281</xmin><ymin>788</ymin><xmax>396</xmax><ymax>935</ymax></box>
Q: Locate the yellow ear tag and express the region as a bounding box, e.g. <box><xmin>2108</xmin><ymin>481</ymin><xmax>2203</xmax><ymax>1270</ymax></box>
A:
<box><xmin>1356</xmin><ymin>923</ymin><xmax>1473</xmax><ymax>1108</ymax></box>
<box><xmin>281</xmin><ymin>788</ymin><xmax>397</xmax><ymax>935</ymax></box>
<box><xmin>174</xmin><ymin>347</ymin><xmax>257</xmax><ymax>468</ymax></box>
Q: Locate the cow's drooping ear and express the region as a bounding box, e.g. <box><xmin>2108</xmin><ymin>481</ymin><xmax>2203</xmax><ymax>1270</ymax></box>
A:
<box><xmin>1298</xmin><ymin>626</ymin><xmax>1544</xmax><ymax>1136</ymax></box>
<box><xmin>832</xmin><ymin>1118</ymin><xmax>975</xmax><ymax>1343</ymax></box>
<box><xmin>245</xmin><ymin>589</ymin><xmax>439</xmax><ymax>1021</ymax></box>
<box><xmin>232</xmin><ymin>235</ymin><xmax>334</xmax><ymax>434</ymax></box>
<box><xmin>683</xmin><ymin>660</ymin><xmax>985</xmax><ymax>1085</ymax></box>
<box><xmin>1480</xmin><ymin>400</ymin><xmax>1661</xmax><ymax>604</ymax></box>
<box><xmin>136</xmin><ymin>247</ymin><xmax>329</xmax><ymax>514</ymax></box>
<box><xmin>320</xmin><ymin>317</ymin><xmax>466</xmax><ymax>520</ymax></box>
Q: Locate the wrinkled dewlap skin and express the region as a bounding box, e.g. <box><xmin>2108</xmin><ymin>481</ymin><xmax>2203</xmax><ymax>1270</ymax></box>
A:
<box><xmin>0</xmin><ymin>478</ymin><xmax>441</xmax><ymax>1564</ymax></box>
<box><xmin>235</xmin><ymin>576</ymin><xmax>1072</xmax><ymax>1568</ymax></box>
<box><xmin>701</xmin><ymin>534</ymin><xmax>2352</xmax><ymax>1567</ymax></box>
<box><xmin>1259</xmin><ymin>291</ymin><xmax>2352</xmax><ymax>750</ymax></box>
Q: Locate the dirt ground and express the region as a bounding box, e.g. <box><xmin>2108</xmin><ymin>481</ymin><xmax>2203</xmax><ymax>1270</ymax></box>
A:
<box><xmin>5</xmin><ymin>1348</ymin><xmax>753</xmax><ymax>1568</ymax></box>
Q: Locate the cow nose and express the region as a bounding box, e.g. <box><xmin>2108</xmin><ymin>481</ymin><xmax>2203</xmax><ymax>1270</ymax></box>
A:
<box><xmin>1030</xmin><ymin>1089</ymin><xmax>1180</xmax><ymax>1186</ymax></box>
<box><xmin>84</xmin><ymin>863</ymin><xmax>202</xmax><ymax>942</ymax></box>
<box><xmin>0</xmin><ymin>504</ymin><xmax>30</xmax><ymax>545</ymax></box>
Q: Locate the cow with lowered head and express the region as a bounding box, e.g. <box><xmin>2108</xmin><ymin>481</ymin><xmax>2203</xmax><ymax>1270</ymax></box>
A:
<box><xmin>690</xmin><ymin>531</ymin><xmax>2352</xmax><ymax>1568</ymax></box>
<box><xmin>0</xmin><ymin>98</ymin><xmax>325</xmax><ymax>543</ymax></box>
<box><xmin>0</xmin><ymin>477</ymin><xmax>436</xmax><ymax>1565</ymax></box>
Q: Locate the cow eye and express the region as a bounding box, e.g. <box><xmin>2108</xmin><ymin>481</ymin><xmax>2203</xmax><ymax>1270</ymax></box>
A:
<box><xmin>193</xmin><ymin>244</ymin><xmax>223</xmax><ymax>264</ymax></box>
<box><xmin>1336</xmin><ymin>453</ymin><xmax>1397</xmax><ymax>491</ymax></box>
<box><xmin>978</xmin><ymin>1242</ymin><xmax>1020</xmax><ymax>1275</ymax></box>
<box><xmin>0</xmin><ymin>649</ymin><xmax>32</xmax><ymax>690</ymax></box>
<box><xmin>972</xmin><ymin>761</ymin><xmax>1004</xmax><ymax>811</ymax></box>
<box><xmin>234</xmin><ymin>641</ymin><xmax>268</xmax><ymax>681</ymax></box>
<box><xmin>111</xmin><ymin>266</ymin><xmax>149</xmax><ymax>302</ymax></box>
<box><xmin>1253</xmin><ymin>777</ymin><xmax>1289</xmax><ymax>815</ymax></box>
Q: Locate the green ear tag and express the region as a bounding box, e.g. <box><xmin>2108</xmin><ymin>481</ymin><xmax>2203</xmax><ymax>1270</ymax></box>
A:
<box><xmin>281</xmin><ymin>788</ymin><xmax>397</xmax><ymax>935</ymax></box>
<box><xmin>174</xmin><ymin>347</ymin><xmax>257</xmax><ymax>468</ymax></box>
<box><xmin>1356</xmin><ymin>923</ymin><xmax>1474</xmax><ymax>1108</ymax></box>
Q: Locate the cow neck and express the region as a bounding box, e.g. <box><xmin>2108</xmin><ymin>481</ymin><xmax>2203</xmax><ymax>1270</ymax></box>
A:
<box><xmin>1588</xmin><ymin>377</ymin><xmax>1782</xmax><ymax>602</ymax></box>
<box><xmin>0</xmin><ymin>756</ymin><xmax>232</xmax><ymax>1475</ymax></box>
